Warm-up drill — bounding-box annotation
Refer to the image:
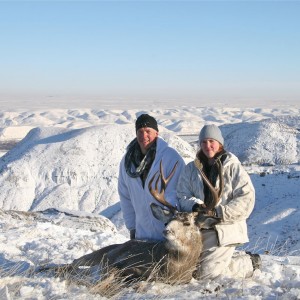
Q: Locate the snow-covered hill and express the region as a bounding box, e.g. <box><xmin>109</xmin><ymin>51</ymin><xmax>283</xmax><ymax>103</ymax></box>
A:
<box><xmin>223</xmin><ymin>117</ymin><xmax>300</xmax><ymax>165</ymax></box>
<box><xmin>0</xmin><ymin>124</ymin><xmax>194</xmax><ymax>213</ymax></box>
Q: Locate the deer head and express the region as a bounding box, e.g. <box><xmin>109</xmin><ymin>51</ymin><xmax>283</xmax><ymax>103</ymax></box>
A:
<box><xmin>148</xmin><ymin>160</ymin><xmax>220</xmax><ymax>251</ymax></box>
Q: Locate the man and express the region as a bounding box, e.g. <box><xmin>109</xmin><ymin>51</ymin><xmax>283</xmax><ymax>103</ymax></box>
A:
<box><xmin>118</xmin><ymin>114</ymin><xmax>185</xmax><ymax>241</ymax></box>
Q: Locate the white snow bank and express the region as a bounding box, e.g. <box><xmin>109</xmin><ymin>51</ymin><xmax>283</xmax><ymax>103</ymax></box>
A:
<box><xmin>223</xmin><ymin>117</ymin><xmax>300</xmax><ymax>165</ymax></box>
<box><xmin>0</xmin><ymin>124</ymin><xmax>194</xmax><ymax>213</ymax></box>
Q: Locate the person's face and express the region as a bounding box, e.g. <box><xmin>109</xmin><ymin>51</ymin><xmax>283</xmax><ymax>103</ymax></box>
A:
<box><xmin>136</xmin><ymin>127</ymin><xmax>158</xmax><ymax>154</ymax></box>
<box><xmin>201</xmin><ymin>139</ymin><xmax>221</xmax><ymax>159</ymax></box>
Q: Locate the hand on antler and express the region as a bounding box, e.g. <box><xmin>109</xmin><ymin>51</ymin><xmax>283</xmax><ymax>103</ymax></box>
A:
<box><xmin>192</xmin><ymin>203</ymin><xmax>217</xmax><ymax>217</ymax></box>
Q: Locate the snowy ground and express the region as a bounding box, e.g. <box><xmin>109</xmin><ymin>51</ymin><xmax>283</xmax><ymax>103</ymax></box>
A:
<box><xmin>0</xmin><ymin>104</ymin><xmax>299</xmax><ymax>299</ymax></box>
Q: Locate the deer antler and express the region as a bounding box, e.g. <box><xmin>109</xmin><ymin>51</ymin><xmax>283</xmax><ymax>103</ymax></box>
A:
<box><xmin>148</xmin><ymin>160</ymin><xmax>178</xmax><ymax>213</ymax></box>
<box><xmin>194</xmin><ymin>158</ymin><xmax>224</xmax><ymax>210</ymax></box>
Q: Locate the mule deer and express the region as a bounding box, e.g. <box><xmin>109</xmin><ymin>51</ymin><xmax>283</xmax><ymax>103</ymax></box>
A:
<box><xmin>41</xmin><ymin>160</ymin><xmax>222</xmax><ymax>284</ymax></box>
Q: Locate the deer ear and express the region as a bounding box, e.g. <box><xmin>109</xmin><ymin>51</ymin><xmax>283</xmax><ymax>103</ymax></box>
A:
<box><xmin>196</xmin><ymin>215</ymin><xmax>221</xmax><ymax>229</ymax></box>
<box><xmin>150</xmin><ymin>203</ymin><xmax>174</xmax><ymax>223</ymax></box>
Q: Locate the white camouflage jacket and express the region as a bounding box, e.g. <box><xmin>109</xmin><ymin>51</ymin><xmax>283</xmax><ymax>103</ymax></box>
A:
<box><xmin>118</xmin><ymin>137</ymin><xmax>185</xmax><ymax>241</ymax></box>
<box><xmin>177</xmin><ymin>152</ymin><xmax>255</xmax><ymax>247</ymax></box>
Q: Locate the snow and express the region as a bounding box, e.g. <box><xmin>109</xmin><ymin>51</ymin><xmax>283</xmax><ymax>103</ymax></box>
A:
<box><xmin>0</xmin><ymin>104</ymin><xmax>299</xmax><ymax>299</ymax></box>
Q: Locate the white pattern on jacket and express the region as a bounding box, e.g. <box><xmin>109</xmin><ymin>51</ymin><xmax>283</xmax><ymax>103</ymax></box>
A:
<box><xmin>177</xmin><ymin>152</ymin><xmax>255</xmax><ymax>247</ymax></box>
<box><xmin>118</xmin><ymin>137</ymin><xmax>185</xmax><ymax>241</ymax></box>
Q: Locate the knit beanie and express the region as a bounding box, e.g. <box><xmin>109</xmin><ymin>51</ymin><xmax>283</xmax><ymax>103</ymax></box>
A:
<box><xmin>135</xmin><ymin>114</ymin><xmax>158</xmax><ymax>132</ymax></box>
<box><xmin>199</xmin><ymin>124</ymin><xmax>224</xmax><ymax>145</ymax></box>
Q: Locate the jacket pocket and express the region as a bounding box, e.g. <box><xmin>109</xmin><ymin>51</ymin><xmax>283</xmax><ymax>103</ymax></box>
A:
<box><xmin>215</xmin><ymin>221</ymin><xmax>249</xmax><ymax>247</ymax></box>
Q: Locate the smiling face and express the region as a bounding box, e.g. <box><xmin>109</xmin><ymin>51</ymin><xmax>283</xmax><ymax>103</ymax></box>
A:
<box><xmin>200</xmin><ymin>138</ymin><xmax>221</xmax><ymax>159</ymax></box>
<box><xmin>136</xmin><ymin>127</ymin><xmax>158</xmax><ymax>154</ymax></box>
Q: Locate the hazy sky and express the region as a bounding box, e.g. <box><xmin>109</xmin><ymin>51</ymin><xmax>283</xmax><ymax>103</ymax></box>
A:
<box><xmin>1</xmin><ymin>1</ymin><xmax>299</xmax><ymax>107</ymax></box>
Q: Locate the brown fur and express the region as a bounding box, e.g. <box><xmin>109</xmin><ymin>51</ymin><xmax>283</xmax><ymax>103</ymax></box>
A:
<box><xmin>71</xmin><ymin>206</ymin><xmax>219</xmax><ymax>284</ymax></box>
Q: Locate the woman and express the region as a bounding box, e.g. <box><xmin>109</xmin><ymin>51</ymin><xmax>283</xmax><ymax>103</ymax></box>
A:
<box><xmin>177</xmin><ymin>124</ymin><xmax>261</xmax><ymax>280</ymax></box>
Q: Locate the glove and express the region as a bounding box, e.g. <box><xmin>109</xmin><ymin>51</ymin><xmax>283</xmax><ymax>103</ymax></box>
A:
<box><xmin>130</xmin><ymin>229</ymin><xmax>136</xmax><ymax>240</ymax></box>
<box><xmin>192</xmin><ymin>203</ymin><xmax>217</xmax><ymax>217</ymax></box>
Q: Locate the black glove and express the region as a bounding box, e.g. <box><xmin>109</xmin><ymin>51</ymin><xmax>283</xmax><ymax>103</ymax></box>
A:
<box><xmin>130</xmin><ymin>229</ymin><xmax>136</xmax><ymax>240</ymax></box>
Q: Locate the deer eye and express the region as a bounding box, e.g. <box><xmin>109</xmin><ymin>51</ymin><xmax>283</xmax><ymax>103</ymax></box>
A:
<box><xmin>183</xmin><ymin>222</ymin><xmax>190</xmax><ymax>226</ymax></box>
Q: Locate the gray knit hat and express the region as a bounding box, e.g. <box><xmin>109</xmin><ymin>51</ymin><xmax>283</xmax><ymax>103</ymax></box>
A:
<box><xmin>199</xmin><ymin>124</ymin><xmax>224</xmax><ymax>145</ymax></box>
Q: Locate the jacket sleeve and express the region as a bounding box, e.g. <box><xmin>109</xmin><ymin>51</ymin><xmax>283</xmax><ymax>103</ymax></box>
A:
<box><xmin>118</xmin><ymin>158</ymin><xmax>136</xmax><ymax>231</ymax></box>
<box><xmin>176</xmin><ymin>163</ymin><xmax>205</xmax><ymax>212</ymax></box>
<box><xmin>217</xmin><ymin>162</ymin><xmax>255</xmax><ymax>222</ymax></box>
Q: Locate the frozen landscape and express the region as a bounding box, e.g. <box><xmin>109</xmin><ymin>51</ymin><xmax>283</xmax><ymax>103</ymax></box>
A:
<box><xmin>0</xmin><ymin>103</ymin><xmax>299</xmax><ymax>299</ymax></box>
<box><xmin>1</xmin><ymin>0</ymin><xmax>300</xmax><ymax>298</ymax></box>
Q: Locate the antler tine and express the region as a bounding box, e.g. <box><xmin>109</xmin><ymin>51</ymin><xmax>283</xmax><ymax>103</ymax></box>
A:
<box><xmin>195</xmin><ymin>158</ymin><xmax>224</xmax><ymax>210</ymax></box>
<box><xmin>148</xmin><ymin>160</ymin><xmax>178</xmax><ymax>212</ymax></box>
<box><xmin>160</xmin><ymin>160</ymin><xmax>178</xmax><ymax>189</ymax></box>
<box><xmin>148</xmin><ymin>171</ymin><xmax>159</xmax><ymax>193</ymax></box>
<box><xmin>198</xmin><ymin>169</ymin><xmax>219</xmax><ymax>210</ymax></box>
<box><xmin>216</xmin><ymin>159</ymin><xmax>224</xmax><ymax>199</ymax></box>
